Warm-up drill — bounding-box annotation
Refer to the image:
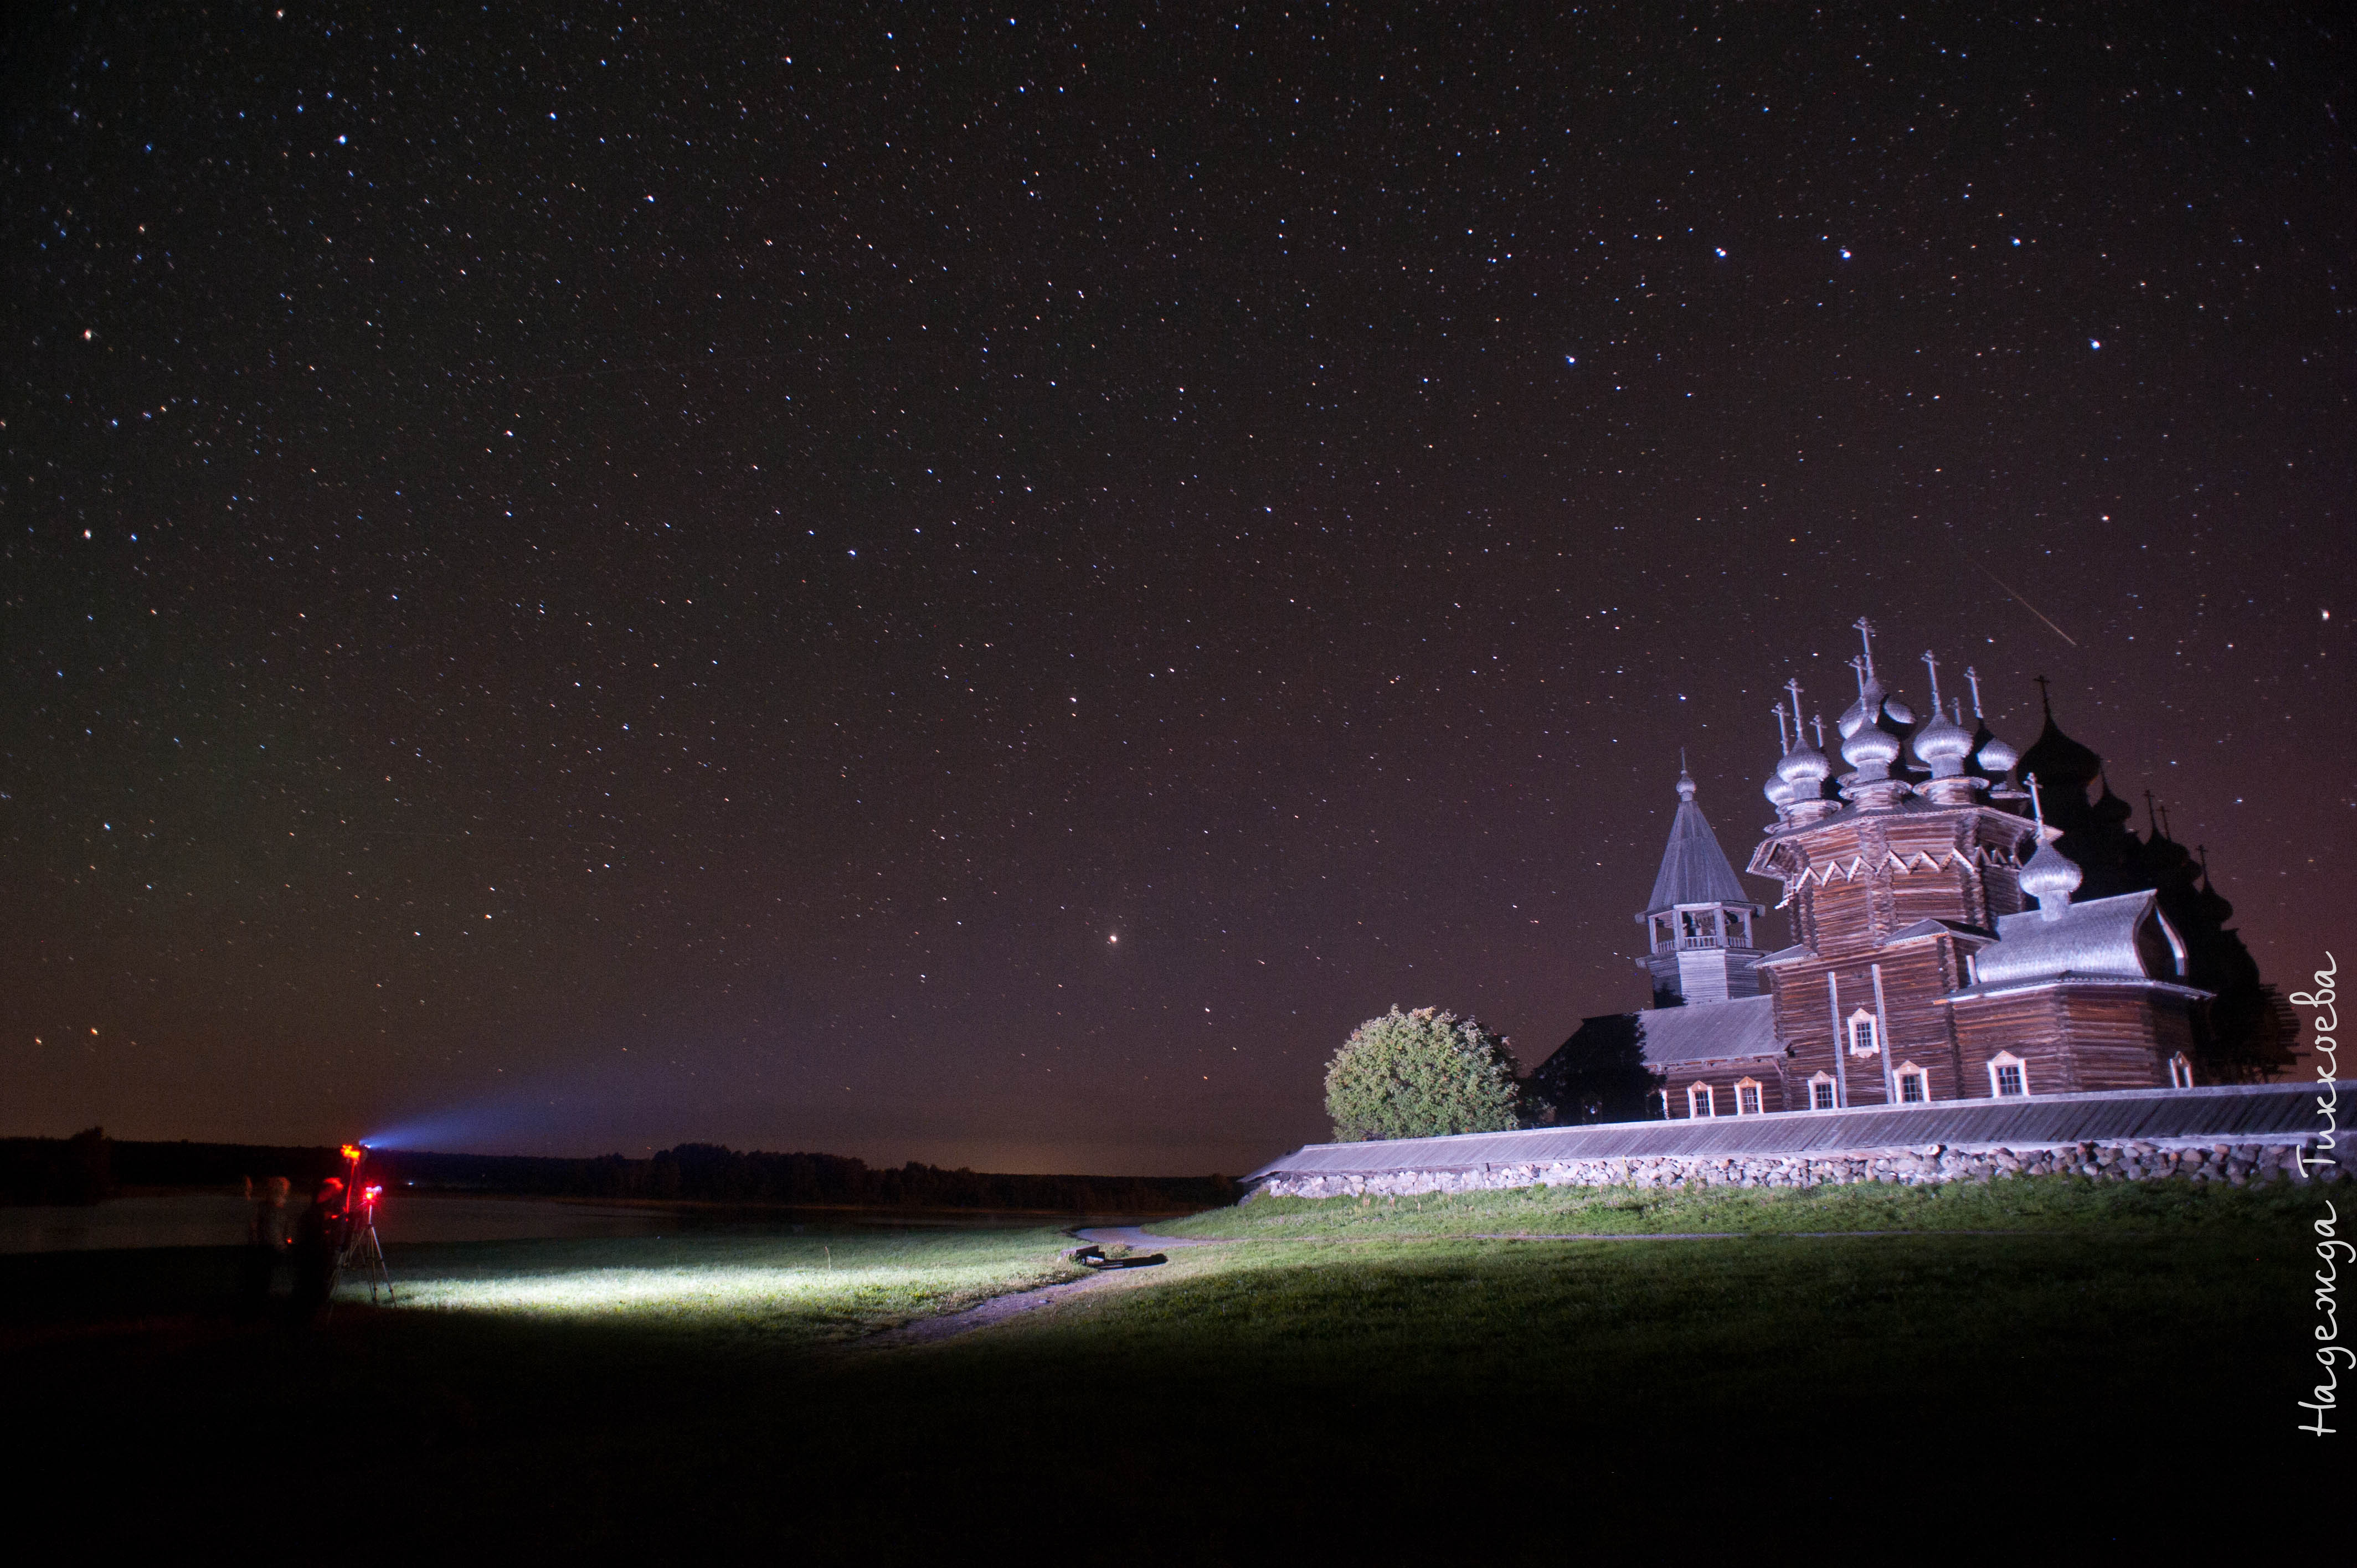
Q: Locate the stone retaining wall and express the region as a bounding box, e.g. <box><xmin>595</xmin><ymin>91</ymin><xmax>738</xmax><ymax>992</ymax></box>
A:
<box><xmin>1248</xmin><ymin>1136</ymin><xmax>2351</xmax><ymax>1199</ymax></box>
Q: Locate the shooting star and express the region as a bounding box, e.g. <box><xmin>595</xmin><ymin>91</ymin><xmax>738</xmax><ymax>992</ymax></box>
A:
<box><xmin>1941</xmin><ymin>527</ymin><xmax>2078</xmax><ymax>647</ymax></box>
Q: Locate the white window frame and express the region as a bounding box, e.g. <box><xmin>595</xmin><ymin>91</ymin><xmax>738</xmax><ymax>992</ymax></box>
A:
<box><xmin>1988</xmin><ymin>1051</ymin><xmax>2029</xmax><ymax>1098</ymax></box>
<box><xmin>1809</xmin><ymin>1072</ymin><xmax>1838</xmax><ymax>1111</ymax></box>
<box><xmin>1734</xmin><ymin>1077</ymin><xmax>1763</xmax><ymax>1116</ymax></box>
<box><xmin>1893</xmin><ymin>1062</ymin><xmax>1929</xmax><ymax>1104</ymax></box>
<box><xmin>2168</xmin><ymin>1052</ymin><xmax>2195</xmax><ymax>1089</ymax></box>
<box><xmin>1687</xmin><ymin>1081</ymin><xmax>1716</xmax><ymax>1118</ymax></box>
<box><xmin>1846</xmin><ymin>1007</ymin><xmax>1881</xmax><ymax>1060</ymax></box>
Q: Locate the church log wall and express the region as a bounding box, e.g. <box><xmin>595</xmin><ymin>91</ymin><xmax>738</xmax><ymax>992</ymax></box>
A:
<box><xmin>1657</xmin><ymin>1056</ymin><xmax>1790</xmax><ymax>1119</ymax></box>
<box><xmin>1948</xmin><ymin>988</ymin><xmax>2179</xmax><ymax>1095</ymax></box>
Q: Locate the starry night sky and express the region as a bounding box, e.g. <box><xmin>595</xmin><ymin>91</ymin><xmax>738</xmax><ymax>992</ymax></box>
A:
<box><xmin>4</xmin><ymin>5</ymin><xmax>2350</xmax><ymax>1173</ymax></box>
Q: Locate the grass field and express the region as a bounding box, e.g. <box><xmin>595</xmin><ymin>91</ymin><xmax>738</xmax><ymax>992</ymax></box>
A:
<box><xmin>4</xmin><ymin>1182</ymin><xmax>2334</xmax><ymax>1557</ymax></box>
<box><xmin>1161</xmin><ymin>1170</ymin><xmax>2327</xmax><ymax>1239</ymax></box>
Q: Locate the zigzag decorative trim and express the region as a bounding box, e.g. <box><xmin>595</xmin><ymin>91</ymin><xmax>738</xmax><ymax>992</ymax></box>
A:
<box><xmin>1772</xmin><ymin>848</ymin><xmax>2003</xmax><ymax>910</ymax></box>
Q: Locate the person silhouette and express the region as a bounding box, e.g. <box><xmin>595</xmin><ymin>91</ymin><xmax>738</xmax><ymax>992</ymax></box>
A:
<box><xmin>237</xmin><ymin>1175</ymin><xmax>292</xmax><ymax>1321</ymax></box>
<box><xmin>286</xmin><ymin>1178</ymin><xmax>347</xmax><ymax>1327</ymax></box>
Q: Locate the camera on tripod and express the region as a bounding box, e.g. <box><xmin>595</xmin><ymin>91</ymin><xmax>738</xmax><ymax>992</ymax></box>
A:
<box><xmin>334</xmin><ymin>1142</ymin><xmax>395</xmax><ymax>1304</ymax></box>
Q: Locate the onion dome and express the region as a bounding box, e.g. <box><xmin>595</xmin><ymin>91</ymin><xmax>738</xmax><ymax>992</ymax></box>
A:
<box><xmin>1910</xmin><ymin>652</ymin><xmax>1974</xmax><ymax>777</ymax></box>
<box><xmin>2091</xmin><ymin>775</ymin><xmax>2134</xmax><ymax>831</ymax></box>
<box><xmin>1772</xmin><ymin>683</ymin><xmax>1831</xmax><ymax>793</ymax></box>
<box><xmin>2016</xmin><ymin>679</ymin><xmax>2103</xmax><ymax>800</ymax></box>
<box><xmin>1834</xmin><ymin>621</ymin><xmax>1909</xmax><ymax>788</ymax></box>
<box><xmin>2020</xmin><ymin>772</ymin><xmax>2085</xmax><ymax>917</ymax></box>
<box><xmin>2019</xmin><ymin>835</ymin><xmax>2084</xmax><ymax>914</ymax></box>
<box><xmin>2193</xmin><ymin>847</ymin><xmax>2234</xmax><ymax>929</ymax></box>
<box><xmin>1779</xmin><ymin>740</ymin><xmax>1832</xmax><ymax>790</ymax></box>
<box><xmin>1911</xmin><ymin>710</ymin><xmax>1975</xmax><ymax>778</ymax></box>
<box><xmin>1840</xmin><ymin>687</ymin><xmax>1901</xmax><ymax>773</ymax></box>
<box><xmin>1961</xmin><ymin>665</ymin><xmax>2020</xmax><ymax>778</ymax></box>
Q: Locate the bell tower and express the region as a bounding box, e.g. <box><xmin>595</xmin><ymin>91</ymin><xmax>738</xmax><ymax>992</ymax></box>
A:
<box><xmin>1638</xmin><ymin>764</ymin><xmax>1768</xmax><ymax>1007</ymax></box>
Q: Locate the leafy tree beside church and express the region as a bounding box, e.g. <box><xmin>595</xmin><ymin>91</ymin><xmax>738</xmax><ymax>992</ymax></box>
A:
<box><xmin>1324</xmin><ymin>1007</ymin><xmax>1528</xmax><ymax>1142</ymax></box>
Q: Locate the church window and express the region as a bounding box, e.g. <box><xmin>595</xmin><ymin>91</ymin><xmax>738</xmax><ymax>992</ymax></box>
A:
<box><xmin>1896</xmin><ymin>1065</ymin><xmax>1928</xmax><ymax>1103</ymax></box>
<box><xmin>2168</xmin><ymin>1053</ymin><xmax>2195</xmax><ymax>1089</ymax></box>
<box><xmin>1687</xmin><ymin>1082</ymin><xmax>1715</xmax><ymax>1118</ymax></box>
<box><xmin>1735</xmin><ymin>1079</ymin><xmax>1762</xmax><ymax>1116</ymax></box>
<box><xmin>1809</xmin><ymin>1074</ymin><xmax>1837</xmax><ymax>1111</ymax></box>
<box><xmin>1988</xmin><ymin>1052</ymin><xmax>2029</xmax><ymax>1098</ymax></box>
<box><xmin>1846</xmin><ymin>1009</ymin><xmax>1880</xmax><ymax>1059</ymax></box>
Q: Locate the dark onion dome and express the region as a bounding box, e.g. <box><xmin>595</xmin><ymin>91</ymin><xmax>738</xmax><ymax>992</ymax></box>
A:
<box><xmin>2016</xmin><ymin>698</ymin><xmax>2104</xmax><ymax>800</ymax></box>
<box><xmin>2091</xmin><ymin>776</ymin><xmax>2135</xmax><ymax>830</ymax></box>
<box><xmin>2191</xmin><ymin>866</ymin><xmax>2235</xmax><ymax>929</ymax></box>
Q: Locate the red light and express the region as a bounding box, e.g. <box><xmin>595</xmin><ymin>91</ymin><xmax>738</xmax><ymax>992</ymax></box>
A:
<box><xmin>340</xmin><ymin>1143</ymin><xmax>363</xmax><ymax>1164</ymax></box>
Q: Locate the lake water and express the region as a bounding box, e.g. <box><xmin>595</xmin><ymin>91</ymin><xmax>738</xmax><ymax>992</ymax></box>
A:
<box><xmin>0</xmin><ymin>1193</ymin><xmax>1084</xmax><ymax>1254</ymax></box>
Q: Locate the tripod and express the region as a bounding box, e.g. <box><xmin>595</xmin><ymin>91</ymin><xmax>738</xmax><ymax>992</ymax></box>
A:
<box><xmin>338</xmin><ymin>1201</ymin><xmax>395</xmax><ymax>1304</ymax></box>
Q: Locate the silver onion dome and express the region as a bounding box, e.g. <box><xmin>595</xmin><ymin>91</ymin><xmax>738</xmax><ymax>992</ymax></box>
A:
<box><xmin>1841</xmin><ymin>717</ymin><xmax>1901</xmax><ymax>774</ymax></box>
<box><xmin>1963</xmin><ymin>664</ymin><xmax>2018</xmax><ymax>775</ymax></box>
<box><xmin>1779</xmin><ymin>737</ymin><xmax>1833</xmax><ymax>788</ymax></box>
<box><xmin>1772</xmin><ymin>685</ymin><xmax>1831</xmax><ymax>795</ymax></box>
<box><xmin>2019</xmin><ymin>772</ymin><xmax>2085</xmax><ymax>916</ymax></box>
<box><xmin>1839</xmin><ymin>647</ymin><xmax>1901</xmax><ymax>773</ymax></box>
<box><xmin>2019</xmin><ymin>835</ymin><xmax>2084</xmax><ymax>911</ymax></box>
<box><xmin>1911</xmin><ymin>652</ymin><xmax>1974</xmax><ymax>776</ymax></box>
<box><xmin>1912</xmin><ymin>709</ymin><xmax>1973</xmax><ymax>775</ymax></box>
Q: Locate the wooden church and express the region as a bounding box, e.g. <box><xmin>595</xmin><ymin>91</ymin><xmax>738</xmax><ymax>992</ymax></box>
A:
<box><xmin>1532</xmin><ymin>618</ymin><xmax>2238</xmax><ymax>1122</ymax></box>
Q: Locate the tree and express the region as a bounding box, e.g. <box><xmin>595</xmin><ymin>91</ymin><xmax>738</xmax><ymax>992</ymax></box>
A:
<box><xmin>1324</xmin><ymin>1006</ymin><xmax>1527</xmax><ymax>1142</ymax></box>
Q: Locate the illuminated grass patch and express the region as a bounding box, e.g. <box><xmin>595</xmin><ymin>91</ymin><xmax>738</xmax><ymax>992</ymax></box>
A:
<box><xmin>367</xmin><ymin>1227</ymin><xmax>1083</xmax><ymax>1344</ymax></box>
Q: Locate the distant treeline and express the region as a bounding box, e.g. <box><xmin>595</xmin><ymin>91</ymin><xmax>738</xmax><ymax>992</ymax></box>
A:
<box><xmin>1</xmin><ymin>1131</ymin><xmax>1233</xmax><ymax>1214</ymax></box>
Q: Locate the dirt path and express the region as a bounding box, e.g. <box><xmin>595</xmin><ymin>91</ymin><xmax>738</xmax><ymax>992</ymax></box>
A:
<box><xmin>860</xmin><ymin>1224</ymin><xmax>1219</xmax><ymax>1348</ymax></box>
<box><xmin>1071</xmin><ymin>1224</ymin><xmax>1223</xmax><ymax>1251</ymax></box>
